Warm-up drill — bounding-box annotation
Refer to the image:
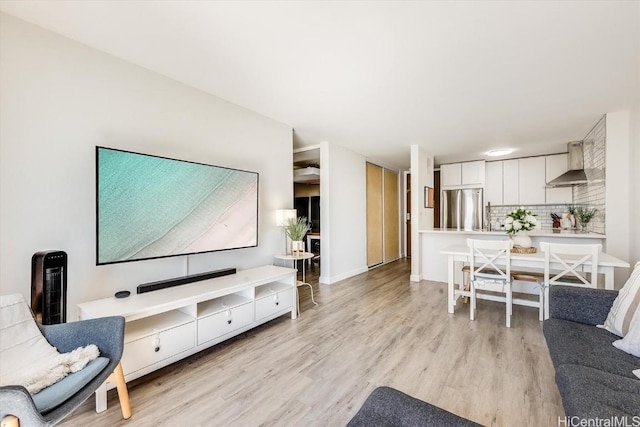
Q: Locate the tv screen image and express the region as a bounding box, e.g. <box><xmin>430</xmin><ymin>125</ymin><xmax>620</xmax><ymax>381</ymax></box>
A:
<box><xmin>96</xmin><ymin>147</ymin><xmax>258</xmax><ymax>265</ymax></box>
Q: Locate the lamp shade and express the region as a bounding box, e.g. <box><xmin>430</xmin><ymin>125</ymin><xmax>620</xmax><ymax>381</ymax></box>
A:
<box><xmin>275</xmin><ymin>209</ymin><xmax>297</xmax><ymax>226</ymax></box>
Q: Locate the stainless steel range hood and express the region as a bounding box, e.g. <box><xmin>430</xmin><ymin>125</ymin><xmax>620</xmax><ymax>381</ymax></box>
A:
<box><xmin>546</xmin><ymin>141</ymin><xmax>589</xmax><ymax>187</ymax></box>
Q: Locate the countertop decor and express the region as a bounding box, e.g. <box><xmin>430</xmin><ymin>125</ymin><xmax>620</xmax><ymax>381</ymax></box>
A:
<box><xmin>575</xmin><ymin>207</ymin><xmax>597</xmax><ymax>232</ymax></box>
<box><xmin>505</xmin><ymin>207</ymin><xmax>537</xmax><ymax>248</ymax></box>
<box><xmin>504</xmin><ymin>207</ymin><xmax>537</xmax><ymax>234</ymax></box>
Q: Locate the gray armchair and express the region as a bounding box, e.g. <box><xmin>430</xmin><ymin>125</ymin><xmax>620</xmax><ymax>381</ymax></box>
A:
<box><xmin>1</xmin><ymin>315</ymin><xmax>129</xmax><ymax>426</ymax></box>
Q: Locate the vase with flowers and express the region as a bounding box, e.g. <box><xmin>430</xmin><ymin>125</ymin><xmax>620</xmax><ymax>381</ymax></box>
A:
<box><xmin>504</xmin><ymin>207</ymin><xmax>537</xmax><ymax>248</ymax></box>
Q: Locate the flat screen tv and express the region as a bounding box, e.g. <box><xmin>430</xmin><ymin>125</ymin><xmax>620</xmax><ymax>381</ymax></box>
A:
<box><xmin>96</xmin><ymin>146</ymin><xmax>258</xmax><ymax>265</ymax></box>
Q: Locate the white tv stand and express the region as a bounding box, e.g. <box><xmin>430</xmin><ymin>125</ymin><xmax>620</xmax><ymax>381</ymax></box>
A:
<box><xmin>77</xmin><ymin>265</ymin><xmax>297</xmax><ymax>412</ymax></box>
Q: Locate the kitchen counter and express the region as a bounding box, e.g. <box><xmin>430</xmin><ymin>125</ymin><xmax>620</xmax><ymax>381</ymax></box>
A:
<box><xmin>420</xmin><ymin>228</ymin><xmax>605</xmax><ymax>239</ymax></box>
<box><xmin>418</xmin><ymin>228</ymin><xmax>607</xmax><ymax>283</ymax></box>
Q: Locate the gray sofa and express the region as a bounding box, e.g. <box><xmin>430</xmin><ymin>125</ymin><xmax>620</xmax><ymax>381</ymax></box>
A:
<box><xmin>543</xmin><ymin>286</ymin><xmax>640</xmax><ymax>419</ymax></box>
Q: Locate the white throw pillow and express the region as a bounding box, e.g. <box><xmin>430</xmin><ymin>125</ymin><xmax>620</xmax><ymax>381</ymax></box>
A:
<box><xmin>601</xmin><ymin>262</ymin><xmax>640</xmax><ymax>337</ymax></box>
<box><xmin>634</xmin><ymin>369</ymin><xmax>640</xmax><ymax>380</ymax></box>
<box><xmin>612</xmin><ymin>306</ymin><xmax>640</xmax><ymax>357</ymax></box>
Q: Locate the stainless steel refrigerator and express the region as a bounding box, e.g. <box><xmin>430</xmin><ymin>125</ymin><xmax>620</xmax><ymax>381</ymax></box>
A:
<box><xmin>441</xmin><ymin>188</ymin><xmax>483</xmax><ymax>230</ymax></box>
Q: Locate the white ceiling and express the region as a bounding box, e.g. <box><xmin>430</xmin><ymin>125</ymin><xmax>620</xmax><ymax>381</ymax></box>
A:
<box><xmin>1</xmin><ymin>1</ymin><xmax>638</xmax><ymax>169</ymax></box>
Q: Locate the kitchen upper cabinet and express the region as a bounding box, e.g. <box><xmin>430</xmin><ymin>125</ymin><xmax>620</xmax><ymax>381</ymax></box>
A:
<box><xmin>545</xmin><ymin>154</ymin><xmax>573</xmax><ymax>204</ymax></box>
<box><xmin>461</xmin><ymin>161</ymin><xmax>485</xmax><ymax>186</ymax></box>
<box><xmin>440</xmin><ymin>163</ymin><xmax>461</xmax><ymax>187</ymax></box>
<box><xmin>502</xmin><ymin>159</ymin><xmax>519</xmax><ymax>205</ymax></box>
<box><xmin>441</xmin><ymin>161</ymin><xmax>485</xmax><ymax>188</ymax></box>
<box><xmin>518</xmin><ymin>157</ymin><xmax>546</xmax><ymax>204</ymax></box>
<box><xmin>485</xmin><ymin>161</ymin><xmax>503</xmax><ymax>205</ymax></box>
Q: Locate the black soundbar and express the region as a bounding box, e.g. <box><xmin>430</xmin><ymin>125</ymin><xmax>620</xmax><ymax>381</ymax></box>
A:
<box><xmin>137</xmin><ymin>268</ymin><xmax>237</xmax><ymax>294</ymax></box>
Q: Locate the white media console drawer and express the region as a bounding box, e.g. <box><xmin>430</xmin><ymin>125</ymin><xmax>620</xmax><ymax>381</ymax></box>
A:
<box><xmin>197</xmin><ymin>301</ymin><xmax>253</xmax><ymax>345</ymax></box>
<box><xmin>122</xmin><ymin>321</ymin><xmax>195</xmax><ymax>375</ymax></box>
<box><xmin>255</xmin><ymin>288</ymin><xmax>294</xmax><ymax>321</ymax></box>
<box><xmin>77</xmin><ymin>265</ymin><xmax>297</xmax><ymax>414</ymax></box>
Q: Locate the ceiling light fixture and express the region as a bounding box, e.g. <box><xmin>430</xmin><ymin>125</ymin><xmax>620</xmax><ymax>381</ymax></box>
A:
<box><xmin>487</xmin><ymin>149</ymin><xmax>513</xmax><ymax>157</ymax></box>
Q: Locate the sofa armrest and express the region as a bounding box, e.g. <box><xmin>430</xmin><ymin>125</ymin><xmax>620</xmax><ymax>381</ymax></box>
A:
<box><xmin>548</xmin><ymin>286</ymin><xmax>618</xmax><ymax>325</ymax></box>
<box><xmin>39</xmin><ymin>316</ymin><xmax>125</xmax><ymax>361</ymax></box>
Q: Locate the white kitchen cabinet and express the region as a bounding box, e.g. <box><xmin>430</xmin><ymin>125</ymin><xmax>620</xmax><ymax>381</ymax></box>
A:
<box><xmin>545</xmin><ymin>153</ymin><xmax>573</xmax><ymax>204</ymax></box>
<box><xmin>518</xmin><ymin>157</ymin><xmax>546</xmax><ymax>204</ymax></box>
<box><xmin>461</xmin><ymin>161</ymin><xmax>485</xmax><ymax>186</ymax></box>
<box><xmin>485</xmin><ymin>161</ymin><xmax>503</xmax><ymax>205</ymax></box>
<box><xmin>440</xmin><ymin>163</ymin><xmax>461</xmax><ymax>187</ymax></box>
<box><xmin>502</xmin><ymin>159</ymin><xmax>519</xmax><ymax>205</ymax></box>
<box><xmin>441</xmin><ymin>161</ymin><xmax>485</xmax><ymax>188</ymax></box>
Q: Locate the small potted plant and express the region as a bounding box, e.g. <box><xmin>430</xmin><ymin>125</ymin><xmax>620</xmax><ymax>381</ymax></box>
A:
<box><xmin>504</xmin><ymin>207</ymin><xmax>537</xmax><ymax>248</ymax></box>
<box><xmin>575</xmin><ymin>207</ymin><xmax>597</xmax><ymax>232</ymax></box>
<box><xmin>285</xmin><ymin>216</ymin><xmax>311</xmax><ymax>255</ymax></box>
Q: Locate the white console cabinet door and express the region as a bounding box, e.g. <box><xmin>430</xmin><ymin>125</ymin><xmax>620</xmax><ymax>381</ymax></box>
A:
<box><xmin>485</xmin><ymin>161</ymin><xmax>503</xmax><ymax>205</ymax></box>
<box><xmin>122</xmin><ymin>321</ymin><xmax>195</xmax><ymax>375</ymax></box>
<box><xmin>440</xmin><ymin>163</ymin><xmax>462</xmax><ymax>188</ymax></box>
<box><xmin>255</xmin><ymin>289</ymin><xmax>294</xmax><ymax>321</ymax></box>
<box><xmin>545</xmin><ymin>153</ymin><xmax>573</xmax><ymax>204</ymax></box>
<box><xmin>502</xmin><ymin>159</ymin><xmax>519</xmax><ymax>205</ymax></box>
<box><xmin>197</xmin><ymin>302</ymin><xmax>253</xmax><ymax>345</ymax></box>
<box><xmin>461</xmin><ymin>161</ymin><xmax>485</xmax><ymax>186</ymax></box>
<box><xmin>518</xmin><ymin>157</ymin><xmax>546</xmax><ymax>205</ymax></box>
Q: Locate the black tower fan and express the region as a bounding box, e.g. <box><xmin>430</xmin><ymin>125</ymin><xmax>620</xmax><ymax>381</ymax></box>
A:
<box><xmin>31</xmin><ymin>250</ymin><xmax>67</xmax><ymax>324</ymax></box>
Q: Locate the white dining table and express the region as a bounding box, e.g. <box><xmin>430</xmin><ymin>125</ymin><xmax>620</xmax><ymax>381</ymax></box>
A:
<box><xmin>441</xmin><ymin>244</ymin><xmax>630</xmax><ymax>315</ymax></box>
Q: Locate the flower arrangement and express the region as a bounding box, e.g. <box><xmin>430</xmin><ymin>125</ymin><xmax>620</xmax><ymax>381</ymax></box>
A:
<box><xmin>504</xmin><ymin>207</ymin><xmax>537</xmax><ymax>234</ymax></box>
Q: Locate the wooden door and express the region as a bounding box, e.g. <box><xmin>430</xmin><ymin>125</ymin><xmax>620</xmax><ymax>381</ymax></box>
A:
<box><xmin>366</xmin><ymin>163</ymin><xmax>383</xmax><ymax>266</ymax></box>
<box><xmin>384</xmin><ymin>169</ymin><xmax>399</xmax><ymax>262</ymax></box>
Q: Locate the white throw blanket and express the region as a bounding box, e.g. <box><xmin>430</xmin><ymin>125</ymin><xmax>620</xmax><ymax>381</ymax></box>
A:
<box><xmin>0</xmin><ymin>293</ymin><xmax>99</xmax><ymax>394</ymax></box>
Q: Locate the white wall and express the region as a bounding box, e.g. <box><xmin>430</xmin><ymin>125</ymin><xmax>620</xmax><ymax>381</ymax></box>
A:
<box><xmin>410</xmin><ymin>144</ymin><xmax>434</xmax><ymax>281</ymax></box>
<box><xmin>629</xmin><ymin>103</ymin><xmax>640</xmax><ymax>268</ymax></box>
<box><xmin>605</xmin><ymin>110</ymin><xmax>632</xmax><ymax>286</ymax></box>
<box><xmin>0</xmin><ymin>14</ymin><xmax>293</xmax><ymax>318</ymax></box>
<box><xmin>319</xmin><ymin>141</ymin><xmax>368</xmax><ymax>284</ymax></box>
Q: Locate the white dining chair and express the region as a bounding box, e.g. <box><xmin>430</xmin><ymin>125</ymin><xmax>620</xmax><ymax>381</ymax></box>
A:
<box><xmin>540</xmin><ymin>242</ymin><xmax>602</xmax><ymax>319</ymax></box>
<box><xmin>467</xmin><ymin>238</ymin><xmax>514</xmax><ymax>327</ymax></box>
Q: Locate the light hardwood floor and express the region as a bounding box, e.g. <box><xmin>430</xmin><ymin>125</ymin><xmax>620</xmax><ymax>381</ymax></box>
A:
<box><xmin>61</xmin><ymin>259</ymin><xmax>564</xmax><ymax>426</ymax></box>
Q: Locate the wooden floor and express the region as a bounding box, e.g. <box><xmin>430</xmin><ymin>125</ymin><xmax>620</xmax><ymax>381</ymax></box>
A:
<box><xmin>62</xmin><ymin>259</ymin><xmax>564</xmax><ymax>426</ymax></box>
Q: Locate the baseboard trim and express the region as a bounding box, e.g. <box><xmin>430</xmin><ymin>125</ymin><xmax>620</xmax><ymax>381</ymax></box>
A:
<box><xmin>410</xmin><ymin>274</ymin><xmax>422</xmax><ymax>282</ymax></box>
<box><xmin>319</xmin><ymin>266</ymin><xmax>369</xmax><ymax>285</ymax></box>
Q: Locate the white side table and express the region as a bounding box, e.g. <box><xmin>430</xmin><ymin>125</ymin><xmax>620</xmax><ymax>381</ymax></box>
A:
<box><xmin>274</xmin><ymin>252</ymin><xmax>318</xmax><ymax>313</ymax></box>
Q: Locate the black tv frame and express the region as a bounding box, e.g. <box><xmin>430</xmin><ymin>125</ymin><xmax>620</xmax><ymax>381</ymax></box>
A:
<box><xmin>95</xmin><ymin>146</ymin><xmax>259</xmax><ymax>266</ymax></box>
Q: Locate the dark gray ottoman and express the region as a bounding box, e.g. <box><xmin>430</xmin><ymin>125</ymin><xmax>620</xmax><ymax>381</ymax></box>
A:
<box><xmin>347</xmin><ymin>386</ymin><xmax>480</xmax><ymax>427</ymax></box>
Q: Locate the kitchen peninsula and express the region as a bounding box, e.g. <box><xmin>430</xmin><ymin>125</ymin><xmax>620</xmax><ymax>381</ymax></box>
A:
<box><xmin>420</xmin><ymin>228</ymin><xmax>606</xmax><ymax>284</ymax></box>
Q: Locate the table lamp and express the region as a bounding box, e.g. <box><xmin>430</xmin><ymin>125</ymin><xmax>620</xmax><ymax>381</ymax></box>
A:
<box><xmin>275</xmin><ymin>209</ymin><xmax>297</xmax><ymax>254</ymax></box>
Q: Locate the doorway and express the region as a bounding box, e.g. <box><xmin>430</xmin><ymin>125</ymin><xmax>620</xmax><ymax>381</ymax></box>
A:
<box><xmin>293</xmin><ymin>147</ymin><xmax>321</xmax><ymax>273</ymax></box>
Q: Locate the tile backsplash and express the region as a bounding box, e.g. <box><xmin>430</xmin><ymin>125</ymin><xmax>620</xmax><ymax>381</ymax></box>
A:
<box><xmin>488</xmin><ymin>204</ymin><xmax>590</xmax><ymax>232</ymax></box>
